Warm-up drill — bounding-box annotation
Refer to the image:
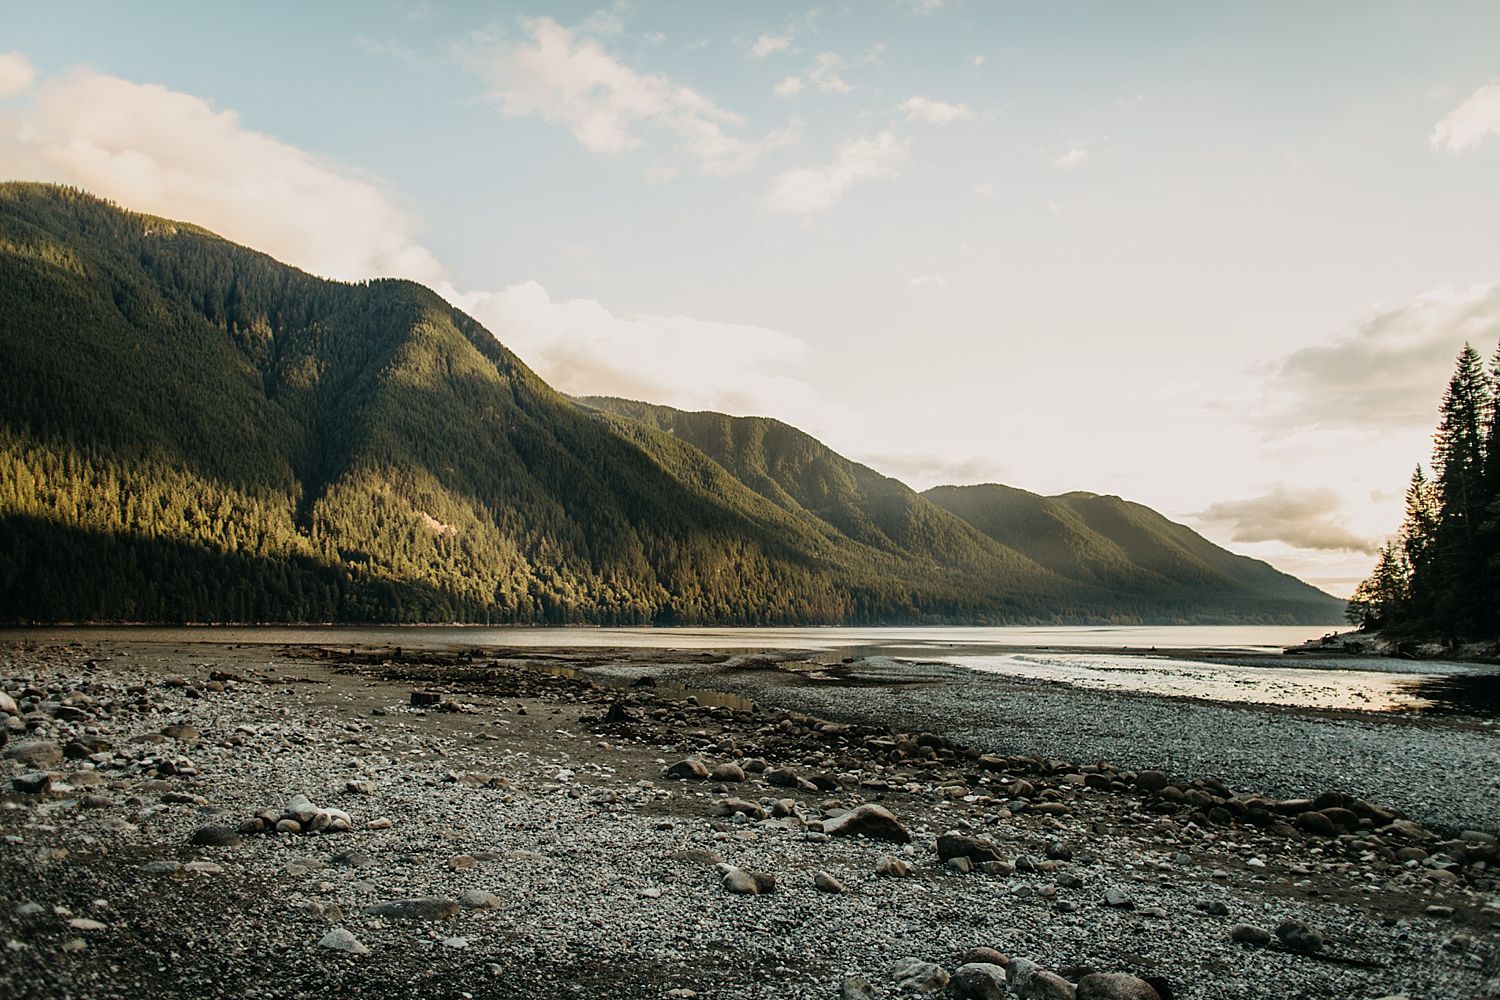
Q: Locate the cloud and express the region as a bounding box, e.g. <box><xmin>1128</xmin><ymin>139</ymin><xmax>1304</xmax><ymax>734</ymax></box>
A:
<box><xmin>908</xmin><ymin>273</ymin><xmax>947</xmax><ymax>287</ymax></box>
<box><xmin>900</xmin><ymin>96</ymin><xmax>974</xmax><ymax>125</ymax></box>
<box><xmin>750</xmin><ymin>34</ymin><xmax>790</xmax><ymax>58</ymax></box>
<box><xmin>972</xmin><ymin>181</ymin><xmax>994</xmax><ymax>197</ymax></box>
<box><xmin>0</xmin><ymin>69</ymin><xmax>442</xmax><ymax>284</ymax></box>
<box><xmin>1191</xmin><ymin>485</ymin><xmax>1379</xmax><ymax>554</ymax></box>
<box><xmin>454</xmin><ymin>281</ymin><xmax>849</xmax><ymax>428</ymax></box>
<box><xmin>1269</xmin><ymin>283</ymin><xmax>1500</xmax><ymax>432</ymax></box>
<box><xmin>763</xmin><ymin>131</ymin><xmax>908</xmax><ymax>213</ymax></box>
<box><xmin>464</xmin><ymin>17</ymin><xmax>781</xmax><ymax>175</ymax></box>
<box><xmin>774</xmin><ymin>75</ymin><xmax>804</xmax><ymax>97</ymax></box>
<box><xmin>0</xmin><ymin>52</ymin><xmax>35</xmax><ymax>99</ymax></box>
<box><xmin>807</xmin><ymin>52</ymin><xmax>854</xmax><ymax>94</ymax></box>
<box><xmin>971</xmin><ymin>55</ymin><xmax>986</xmax><ymax>68</ymax></box>
<box><xmin>1431</xmin><ymin>81</ymin><xmax>1500</xmax><ymax>153</ymax></box>
<box><xmin>1053</xmin><ymin>148</ymin><xmax>1089</xmax><ymax>170</ymax></box>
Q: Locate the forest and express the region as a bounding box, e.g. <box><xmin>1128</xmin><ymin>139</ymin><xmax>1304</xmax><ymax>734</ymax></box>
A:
<box><xmin>0</xmin><ymin>183</ymin><xmax>1342</xmax><ymax>626</ymax></box>
<box><xmin>1347</xmin><ymin>342</ymin><xmax>1500</xmax><ymax>640</ymax></box>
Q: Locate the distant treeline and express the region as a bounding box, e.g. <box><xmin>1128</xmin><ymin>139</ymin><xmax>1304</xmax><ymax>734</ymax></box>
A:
<box><xmin>1348</xmin><ymin>341</ymin><xmax>1500</xmax><ymax>639</ymax></box>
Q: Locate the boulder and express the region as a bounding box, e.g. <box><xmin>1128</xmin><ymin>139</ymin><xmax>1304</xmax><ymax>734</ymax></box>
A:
<box><xmin>952</xmin><ymin>962</ymin><xmax>1009</xmax><ymax>999</ymax></box>
<box><xmin>1077</xmin><ymin>972</ymin><xmax>1162</xmax><ymax>1000</ymax></box>
<box><xmin>823</xmin><ymin>803</ymin><xmax>911</xmax><ymax>843</ymax></box>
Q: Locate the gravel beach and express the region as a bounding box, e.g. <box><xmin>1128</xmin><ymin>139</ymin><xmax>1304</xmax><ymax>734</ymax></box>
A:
<box><xmin>2</xmin><ymin>637</ymin><xmax>1497</xmax><ymax>1000</ymax></box>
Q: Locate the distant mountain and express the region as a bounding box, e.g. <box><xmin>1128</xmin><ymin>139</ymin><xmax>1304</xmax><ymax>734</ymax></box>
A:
<box><xmin>582</xmin><ymin>398</ymin><xmax>1343</xmax><ymax>623</ymax></box>
<box><xmin>0</xmin><ymin>183</ymin><xmax>1341</xmax><ymax>625</ymax></box>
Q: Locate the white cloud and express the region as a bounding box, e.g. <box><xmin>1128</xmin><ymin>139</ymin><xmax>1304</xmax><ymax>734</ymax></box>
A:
<box><xmin>808</xmin><ymin>52</ymin><xmax>853</xmax><ymax>94</ymax></box>
<box><xmin>455</xmin><ymin>281</ymin><xmax>849</xmax><ymax>428</ymax></box>
<box><xmin>1269</xmin><ymin>283</ymin><xmax>1500</xmax><ymax>432</ymax></box>
<box><xmin>1053</xmin><ymin>148</ymin><xmax>1089</xmax><ymax>170</ymax></box>
<box><xmin>0</xmin><ymin>69</ymin><xmax>442</xmax><ymax>284</ymax></box>
<box><xmin>0</xmin><ymin>51</ymin><xmax>36</xmax><ymax>99</ymax></box>
<box><xmin>465</xmin><ymin>17</ymin><xmax>780</xmax><ymax>175</ymax></box>
<box><xmin>971</xmin><ymin>182</ymin><xmax>994</xmax><ymax>197</ymax></box>
<box><xmin>750</xmin><ymin>34</ymin><xmax>790</xmax><ymax>58</ymax></box>
<box><xmin>900</xmin><ymin>96</ymin><xmax>974</xmax><ymax>125</ymax></box>
<box><xmin>1191</xmin><ymin>485</ymin><xmax>1378</xmax><ymax>555</ymax></box>
<box><xmin>908</xmin><ymin>273</ymin><xmax>947</xmax><ymax>287</ymax></box>
<box><xmin>971</xmin><ymin>55</ymin><xmax>986</xmax><ymax>68</ymax></box>
<box><xmin>763</xmin><ymin>131</ymin><xmax>908</xmax><ymax>214</ymax></box>
<box><xmin>0</xmin><ymin>58</ymin><xmax>854</xmax><ymax>445</ymax></box>
<box><xmin>774</xmin><ymin>75</ymin><xmax>804</xmax><ymax>97</ymax></box>
<box><xmin>1431</xmin><ymin>81</ymin><xmax>1500</xmax><ymax>153</ymax></box>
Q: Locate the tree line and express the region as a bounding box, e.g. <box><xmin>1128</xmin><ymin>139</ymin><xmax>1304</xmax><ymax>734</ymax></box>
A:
<box><xmin>1347</xmin><ymin>341</ymin><xmax>1500</xmax><ymax>638</ymax></box>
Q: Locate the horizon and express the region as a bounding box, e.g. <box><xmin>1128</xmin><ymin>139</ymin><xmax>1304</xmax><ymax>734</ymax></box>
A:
<box><xmin>5</xmin><ymin>2</ymin><xmax>1500</xmax><ymax>597</ymax></box>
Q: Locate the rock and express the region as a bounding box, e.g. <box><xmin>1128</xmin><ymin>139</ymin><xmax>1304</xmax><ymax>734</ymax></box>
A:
<box><xmin>458</xmin><ymin>889</ymin><xmax>504</xmax><ymax>910</ymax></box>
<box><xmin>345</xmin><ymin>780</ymin><xmax>376</xmax><ymax>795</ymax></box>
<box><xmin>710</xmin><ymin>763</ymin><xmax>745</xmax><ymax>783</ymax></box>
<box><xmin>1076</xmin><ymin>973</ymin><xmax>1162</xmax><ymax>1000</ymax></box>
<box><xmin>4</xmin><ymin>741</ymin><xmax>62</xmax><ymax>766</ymax></box>
<box><xmin>813</xmin><ymin>870</ymin><xmax>846</xmax><ymax>893</ymax></box>
<box><xmin>362</xmin><ymin>897</ymin><xmax>460</xmax><ymax>920</ymax></box>
<box><xmin>189</xmin><ymin>825</ymin><xmax>242</xmax><ymax>848</ymax></box>
<box><xmin>1274</xmin><ymin>919</ymin><xmax>1324</xmax><ymax>954</ymax></box>
<box><xmin>963</xmin><ymin>947</ymin><xmax>1010</xmax><ymax>967</ymax></box>
<box><xmin>716</xmin><ymin>798</ymin><xmax>769</xmax><ymax>821</ymax></box>
<box><xmin>763</xmin><ymin>767</ymin><xmax>800</xmax><ymax>788</ymax></box>
<box><xmin>952</xmin><ymin>962</ymin><xmax>1009</xmax><ymax>1000</ymax></box>
<box><xmin>441</xmin><ymin>936</ymin><xmax>469</xmax><ymax>950</ymax></box>
<box><xmin>665</xmin><ymin>758</ymin><xmax>710</xmax><ymax>780</ymax></box>
<box><xmin>937</xmin><ymin>832</ymin><xmax>1006</xmax><ymax>864</ymax></box>
<box><xmin>10</xmin><ymin>772</ymin><xmax>51</xmax><ymax>795</ymax></box>
<box><xmin>840</xmin><ymin>975</ymin><xmax>876</xmax><ymax>1000</ymax></box>
<box><xmin>721</xmin><ymin>867</ymin><xmax>776</xmax><ymax>895</ymax></box>
<box><xmin>0</xmin><ymin>690</ymin><xmax>15</xmax><ymax>715</ymax></box>
<box><xmin>67</xmin><ymin>918</ymin><xmax>106</xmax><ymax>932</ymax></box>
<box><xmin>876</xmin><ymin>855</ymin><xmax>914</xmax><ymax>877</ymax></box>
<box><xmin>318</xmin><ymin>928</ymin><xmax>369</xmax><ymax>954</ymax></box>
<box><xmin>892</xmin><ymin>957</ymin><xmax>949</xmax><ymax>993</ymax></box>
<box><xmin>1135</xmin><ymin>770</ymin><xmax>1170</xmax><ymax>793</ymax></box>
<box><xmin>1008</xmin><ymin>957</ymin><xmax>1076</xmax><ymax>1000</ymax></box>
<box><xmin>410</xmin><ymin>691</ymin><xmax>442</xmax><ymax>707</ymax></box>
<box><xmin>1103</xmin><ymin>887</ymin><xmax>1135</xmax><ymax>909</ymax></box>
<box><xmin>141</xmin><ymin>861</ymin><xmax>183</xmax><ymax>876</ymax></box>
<box><xmin>160</xmin><ymin>723</ymin><xmax>201</xmax><ymax>741</ymax></box>
<box><xmin>1295</xmin><ymin>811</ymin><xmax>1337</xmax><ymax>838</ymax></box>
<box><xmin>823</xmin><ymin>803</ymin><xmax>911</xmax><ymax>843</ymax></box>
<box><xmin>1228</xmin><ymin>924</ymin><xmax>1272</xmax><ymax>946</ymax></box>
<box><xmin>446</xmin><ymin>855</ymin><xmax>477</xmax><ymax>871</ymax></box>
<box><xmin>947</xmin><ymin>856</ymin><xmax>975</xmax><ymax>875</ymax></box>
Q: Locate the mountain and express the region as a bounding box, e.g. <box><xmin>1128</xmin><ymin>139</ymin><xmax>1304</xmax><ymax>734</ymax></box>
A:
<box><xmin>0</xmin><ymin>183</ymin><xmax>1341</xmax><ymax>625</ymax></box>
<box><xmin>580</xmin><ymin>398</ymin><xmax>1342</xmax><ymax>623</ymax></box>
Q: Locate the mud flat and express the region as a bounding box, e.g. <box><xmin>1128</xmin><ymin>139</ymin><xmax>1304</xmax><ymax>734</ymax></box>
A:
<box><xmin>1</xmin><ymin>637</ymin><xmax>1496</xmax><ymax>999</ymax></box>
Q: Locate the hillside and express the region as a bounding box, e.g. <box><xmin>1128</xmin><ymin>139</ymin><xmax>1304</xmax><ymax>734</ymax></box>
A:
<box><xmin>582</xmin><ymin>398</ymin><xmax>1342</xmax><ymax>623</ymax></box>
<box><xmin>0</xmin><ymin>183</ymin><xmax>1341</xmax><ymax>624</ymax></box>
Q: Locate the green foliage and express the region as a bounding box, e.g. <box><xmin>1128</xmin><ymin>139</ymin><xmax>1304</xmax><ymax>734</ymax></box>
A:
<box><xmin>0</xmin><ymin>183</ymin><xmax>1343</xmax><ymax>625</ymax></box>
<box><xmin>1353</xmin><ymin>341</ymin><xmax>1500</xmax><ymax>638</ymax></box>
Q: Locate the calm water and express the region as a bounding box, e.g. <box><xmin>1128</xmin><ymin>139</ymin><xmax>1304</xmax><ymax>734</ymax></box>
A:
<box><xmin>8</xmin><ymin>623</ymin><xmax>1493</xmax><ymax>714</ymax></box>
<box><xmin>0</xmin><ymin>622</ymin><xmax>1334</xmax><ymax>653</ymax></box>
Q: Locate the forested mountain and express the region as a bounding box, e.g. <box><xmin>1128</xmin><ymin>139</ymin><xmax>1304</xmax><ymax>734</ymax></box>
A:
<box><xmin>582</xmin><ymin>397</ymin><xmax>1340</xmax><ymax>623</ymax></box>
<box><xmin>0</xmin><ymin>183</ymin><xmax>1341</xmax><ymax>625</ymax></box>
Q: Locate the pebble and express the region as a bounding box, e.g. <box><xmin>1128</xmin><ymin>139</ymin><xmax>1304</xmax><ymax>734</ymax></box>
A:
<box><xmin>1076</xmin><ymin>972</ymin><xmax>1162</xmax><ymax>1000</ymax></box>
<box><xmin>891</xmin><ymin>957</ymin><xmax>949</xmax><ymax>993</ymax></box>
<box><xmin>875</xmin><ymin>855</ymin><xmax>913</xmax><ymax>878</ymax></box>
<box><xmin>318</xmin><ymin>928</ymin><xmax>369</xmax><ymax>955</ymax></box>
<box><xmin>1103</xmin><ymin>887</ymin><xmax>1135</xmax><ymax>908</ymax></box>
<box><xmin>813</xmin><ymin>870</ymin><xmax>846</xmax><ymax>893</ymax></box>
<box><xmin>1274</xmin><ymin>918</ymin><xmax>1324</xmax><ymax>954</ymax></box>
<box><xmin>952</xmin><ymin>962</ymin><xmax>1008</xmax><ymax>999</ymax></box>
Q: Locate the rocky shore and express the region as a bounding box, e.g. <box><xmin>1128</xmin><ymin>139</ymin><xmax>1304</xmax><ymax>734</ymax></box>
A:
<box><xmin>1</xmin><ymin>638</ymin><xmax>1497</xmax><ymax>999</ymax></box>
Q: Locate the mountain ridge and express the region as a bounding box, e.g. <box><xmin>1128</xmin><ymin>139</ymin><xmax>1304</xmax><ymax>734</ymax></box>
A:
<box><xmin>0</xmin><ymin>183</ymin><xmax>1341</xmax><ymax>625</ymax></box>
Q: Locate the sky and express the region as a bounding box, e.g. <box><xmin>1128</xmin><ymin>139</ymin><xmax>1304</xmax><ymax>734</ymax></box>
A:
<box><xmin>4</xmin><ymin>1</ymin><xmax>1500</xmax><ymax>597</ymax></box>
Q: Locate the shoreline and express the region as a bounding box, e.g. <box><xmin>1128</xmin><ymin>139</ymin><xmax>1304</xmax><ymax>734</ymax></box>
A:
<box><xmin>2</xmin><ymin>637</ymin><xmax>1496</xmax><ymax>999</ymax></box>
